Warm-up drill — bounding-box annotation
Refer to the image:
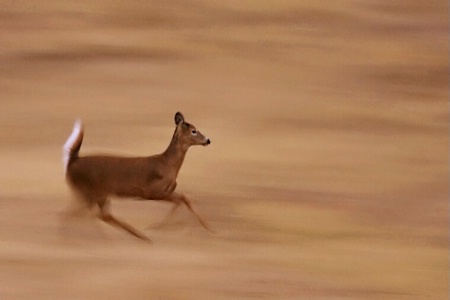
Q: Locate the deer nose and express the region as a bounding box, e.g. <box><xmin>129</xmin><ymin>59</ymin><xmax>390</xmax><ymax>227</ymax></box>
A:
<box><xmin>206</xmin><ymin>138</ymin><xmax>211</xmax><ymax>145</ymax></box>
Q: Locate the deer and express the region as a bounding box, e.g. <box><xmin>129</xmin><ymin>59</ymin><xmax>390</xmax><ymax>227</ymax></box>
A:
<box><xmin>63</xmin><ymin>112</ymin><xmax>212</xmax><ymax>242</ymax></box>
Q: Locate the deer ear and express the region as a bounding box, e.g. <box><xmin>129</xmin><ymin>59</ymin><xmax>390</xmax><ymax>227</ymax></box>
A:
<box><xmin>174</xmin><ymin>112</ymin><xmax>185</xmax><ymax>125</ymax></box>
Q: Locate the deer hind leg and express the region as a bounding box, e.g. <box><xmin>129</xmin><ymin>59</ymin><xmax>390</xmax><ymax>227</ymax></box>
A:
<box><xmin>98</xmin><ymin>197</ymin><xmax>151</xmax><ymax>242</ymax></box>
<box><xmin>62</xmin><ymin>189</ymin><xmax>97</xmax><ymax>218</ymax></box>
<box><xmin>59</xmin><ymin>191</ymin><xmax>100</xmax><ymax>240</ymax></box>
<box><xmin>165</xmin><ymin>192</ymin><xmax>213</xmax><ymax>232</ymax></box>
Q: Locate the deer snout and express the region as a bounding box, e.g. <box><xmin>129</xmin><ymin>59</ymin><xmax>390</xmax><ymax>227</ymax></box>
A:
<box><xmin>204</xmin><ymin>138</ymin><xmax>211</xmax><ymax>146</ymax></box>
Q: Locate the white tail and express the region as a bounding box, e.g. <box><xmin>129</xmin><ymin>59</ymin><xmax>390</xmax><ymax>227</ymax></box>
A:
<box><xmin>62</xmin><ymin>119</ymin><xmax>83</xmax><ymax>173</ymax></box>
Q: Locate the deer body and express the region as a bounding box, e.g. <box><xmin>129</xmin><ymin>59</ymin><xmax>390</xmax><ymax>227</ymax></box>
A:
<box><xmin>63</xmin><ymin>112</ymin><xmax>211</xmax><ymax>241</ymax></box>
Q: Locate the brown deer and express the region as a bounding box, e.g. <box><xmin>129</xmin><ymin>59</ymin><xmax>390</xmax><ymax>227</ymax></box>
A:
<box><xmin>63</xmin><ymin>112</ymin><xmax>211</xmax><ymax>242</ymax></box>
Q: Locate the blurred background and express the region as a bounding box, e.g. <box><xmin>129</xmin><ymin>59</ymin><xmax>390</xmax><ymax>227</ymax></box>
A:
<box><xmin>0</xmin><ymin>1</ymin><xmax>448</xmax><ymax>299</ymax></box>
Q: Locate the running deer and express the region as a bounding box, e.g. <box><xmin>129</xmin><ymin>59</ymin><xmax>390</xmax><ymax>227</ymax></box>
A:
<box><xmin>63</xmin><ymin>112</ymin><xmax>211</xmax><ymax>242</ymax></box>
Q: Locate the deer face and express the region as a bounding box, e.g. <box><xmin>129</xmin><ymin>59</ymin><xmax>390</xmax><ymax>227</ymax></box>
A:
<box><xmin>174</xmin><ymin>112</ymin><xmax>211</xmax><ymax>148</ymax></box>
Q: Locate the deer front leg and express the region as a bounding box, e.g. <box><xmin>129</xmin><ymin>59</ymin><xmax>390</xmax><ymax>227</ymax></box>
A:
<box><xmin>147</xmin><ymin>201</ymin><xmax>181</xmax><ymax>229</ymax></box>
<box><xmin>165</xmin><ymin>192</ymin><xmax>213</xmax><ymax>232</ymax></box>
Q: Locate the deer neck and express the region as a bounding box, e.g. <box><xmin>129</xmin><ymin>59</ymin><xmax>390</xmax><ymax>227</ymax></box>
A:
<box><xmin>162</xmin><ymin>130</ymin><xmax>188</xmax><ymax>173</ymax></box>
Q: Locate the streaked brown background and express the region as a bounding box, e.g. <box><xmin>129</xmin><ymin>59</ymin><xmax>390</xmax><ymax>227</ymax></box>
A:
<box><xmin>0</xmin><ymin>1</ymin><xmax>448</xmax><ymax>299</ymax></box>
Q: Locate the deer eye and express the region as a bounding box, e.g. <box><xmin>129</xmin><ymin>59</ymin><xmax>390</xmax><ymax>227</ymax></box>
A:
<box><xmin>191</xmin><ymin>129</ymin><xmax>197</xmax><ymax>135</ymax></box>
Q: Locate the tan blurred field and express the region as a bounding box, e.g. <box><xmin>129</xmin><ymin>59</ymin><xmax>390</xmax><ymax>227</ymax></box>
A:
<box><xmin>0</xmin><ymin>1</ymin><xmax>448</xmax><ymax>299</ymax></box>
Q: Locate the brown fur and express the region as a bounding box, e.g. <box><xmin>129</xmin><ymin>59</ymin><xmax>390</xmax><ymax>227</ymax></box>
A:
<box><xmin>64</xmin><ymin>112</ymin><xmax>211</xmax><ymax>242</ymax></box>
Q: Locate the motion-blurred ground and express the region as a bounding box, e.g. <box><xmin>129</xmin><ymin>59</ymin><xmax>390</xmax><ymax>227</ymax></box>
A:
<box><xmin>0</xmin><ymin>1</ymin><xmax>448</xmax><ymax>299</ymax></box>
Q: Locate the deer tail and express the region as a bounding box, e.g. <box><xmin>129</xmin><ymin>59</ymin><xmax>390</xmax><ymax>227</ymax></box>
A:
<box><xmin>63</xmin><ymin>120</ymin><xmax>84</xmax><ymax>173</ymax></box>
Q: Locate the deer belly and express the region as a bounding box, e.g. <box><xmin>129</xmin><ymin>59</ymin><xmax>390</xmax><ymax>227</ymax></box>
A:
<box><xmin>128</xmin><ymin>179</ymin><xmax>177</xmax><ymax>200</ymax></box>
